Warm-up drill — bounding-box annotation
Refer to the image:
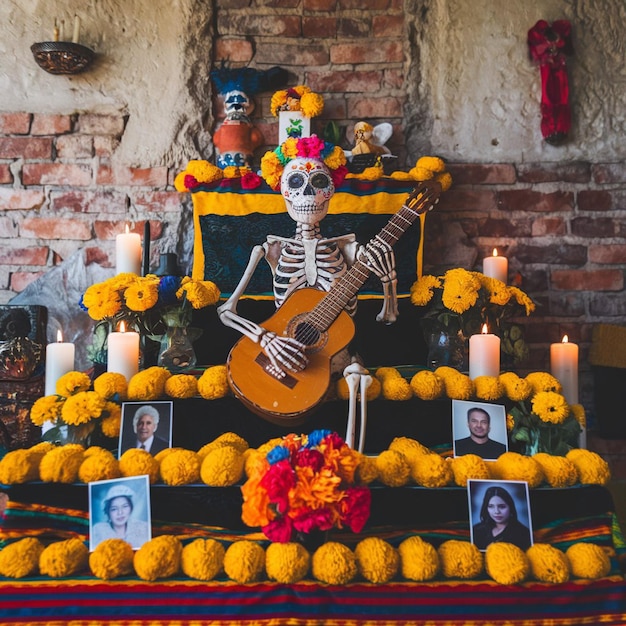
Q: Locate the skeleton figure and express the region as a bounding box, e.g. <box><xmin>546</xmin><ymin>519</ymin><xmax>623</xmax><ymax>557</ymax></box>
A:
<box><xmin>218</xmin><ymin>155</ymin><xmax>399</xmax><ymax>376</ymax></box>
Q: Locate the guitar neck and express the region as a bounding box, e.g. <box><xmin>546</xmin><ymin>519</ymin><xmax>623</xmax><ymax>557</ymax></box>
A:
<box><xmin>305</xmin><ymin>183</ymin><xmax>439</xmax><ymax>332</ymax></box>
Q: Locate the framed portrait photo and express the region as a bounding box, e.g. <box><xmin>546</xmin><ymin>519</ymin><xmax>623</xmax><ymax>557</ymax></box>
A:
<box><xmin>119</xmin><ymin>400</ymin><xmax>173</xmax><ymax>457</ymax></box>
<box><xmin>452</xmin><ymin>399</ymin><xmax>508</xmax><ymax>460</ymax></box>
<box><xmin>88</xmin><ymin>475</ymin><xmax>152</xmax><ymax>551</ymax></box>
<box><xmin>467</xmin><ymin>479</ymin><xmax>533</xmax><ymax>552</ymax></box>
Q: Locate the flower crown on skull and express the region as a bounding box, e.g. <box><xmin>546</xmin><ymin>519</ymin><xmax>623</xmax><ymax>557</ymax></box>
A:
<box><xmin>260</xmin><ymin>135</ymin><xmax>348</xmax><ymax>191</ymax></box>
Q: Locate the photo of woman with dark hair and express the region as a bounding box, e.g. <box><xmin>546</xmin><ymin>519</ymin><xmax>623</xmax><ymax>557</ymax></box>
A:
<box><xmin>469</xmin><ymin>481</ymin><xmax>533</xmax><ymax>551</ymax></box>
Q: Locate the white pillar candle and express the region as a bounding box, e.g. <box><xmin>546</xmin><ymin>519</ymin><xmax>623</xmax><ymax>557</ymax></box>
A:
<box><xmin>45</xmin><ymin>330</ymin><xmax>75</xmax><ymax>396</ymax></box>
<box><xmin>107</xmin><ymin>321</ymin><xmax>140</xmax><ymax>381</ymax></box>
<box><xmin>116</xmin><ymin>225</ymin><xmax>142</xmax><ymax>275</ymax></box>
<box><xmin>483</xmin><ymin>248</ymin><xmax>508</xmax><ymax>283</ymax></box>
<box><xmin>469</xmin><ymin>324</ymin><xmax>501</xmax><ymax>379</ymax></box>
<box><xmin>550</xmin><ymin>335</ymin><xmax>579</xmax><ymax>405</ymax></box>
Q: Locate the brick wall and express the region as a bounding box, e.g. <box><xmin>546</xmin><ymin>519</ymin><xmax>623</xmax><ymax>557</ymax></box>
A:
<box><xmin>1</xmin><ymin>0</ymin><xmax>625</xmax><ymax>429</ymax></box>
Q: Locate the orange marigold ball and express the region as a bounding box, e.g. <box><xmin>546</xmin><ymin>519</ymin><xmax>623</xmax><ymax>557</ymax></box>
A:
<box><xmin>118</xmin><ymin>448</ymin><xmax>160</xmax><ymax>483</ymax></box>
<box><xmin>265</xmin><ymin>542</ymin><xmax>311</xmax><ymax>584</ymax></box>
<box><xmin>223</xmin><ymin>541</ymin><xmax>265</xmax><ymax>583</ymax></box>
<box><xmin>398</xmin><ymin>536</ymin><xmax>439</xmax><ymax>581</ymax></box>
<box><xmin>89</xmin><ymin>538</ymin><xmax>135</xmax><ymax>579</ymax></box>
<box><xmin>39</xmin><ymin>538</ymin><xmax>89</xmax><ymax>578</ymax></box>
<box><xmin>485</xmin><ymin>542</ymin><xmax>529</xmax><ymax>584</ymax></box>
<box><xmin>438</xmin><ymin>540</ymin><xmax>483</xmax><ymax>579</ymax></box>
<box><xmin>134</xmin><ymin>535</ymin><xmax>182</xmax><ymax>581</ymax></box>
<box><xmin>526</xmin><ymin>543</ymin><xmax>570</xmax><ymax>583</ymax></box>
<box><xmin>375</xmin><ymin>449</ymin><xmax>411</xmax><ymax>487</ymax></box>
<box><xmin>355</xmin><ymin>537</ymin><xmax>400</xmax><ymax>583</ymax></box>
<box><xmin>311</xmin><ymin>542</ymin><xmax>357</xmax><ymax>585</ymax></box>
<box><xmin>159</xmin><ymin>449</ymin><xmax>201</xmax><ymax>486</ymax></box>
<box><xmin>181</xmin><ymin>538</ymin><xmax>225</xmax><ymax>581</ymax></box>
<box><xmin>566</xmin><ymin>542</ymin><xmax>611</xmax><ymax>579</ymax></box>
<box><xmin>0</xmin><ymin>537</ymin><xmax>44</xmax><ymax>578</ymax></box>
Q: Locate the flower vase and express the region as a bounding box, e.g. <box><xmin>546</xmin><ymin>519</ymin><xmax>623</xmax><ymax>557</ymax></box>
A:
<box><xmin>425</xmin><ymin>328</ymin><xmax>469</xmax><ymax>372</ymax></box>
<box><xmin>158</xmin><ymin>324</ymin><xmax>200</xmax><ymax>373</ymax></box>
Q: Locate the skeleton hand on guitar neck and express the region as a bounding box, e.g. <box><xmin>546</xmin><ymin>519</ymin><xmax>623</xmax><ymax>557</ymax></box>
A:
<box><xmin>218</xmin><ymin>142</ymin><xmax>440</xmax><ymax>424</ymax></box>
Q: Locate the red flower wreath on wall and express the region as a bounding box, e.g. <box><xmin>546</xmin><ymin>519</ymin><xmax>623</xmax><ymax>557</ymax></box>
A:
<box><xmin>528</xmin><ymin>20</ymin><xmax>573</xmax><ymax>145</ymax></box>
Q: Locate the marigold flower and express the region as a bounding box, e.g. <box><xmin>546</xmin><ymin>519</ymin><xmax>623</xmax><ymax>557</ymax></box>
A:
<box><xmin>266</xmin><ymin>542</ymin><xmax>311</xmax><ymax>584</ymax></box>
<box><xmin>39</xmin><ymin>444</ymin><xmax>85</xmax><ymax>483</ymax></box>
<box><xmin>499</xmin><ymin>372</ymin><xmax>532</xmax><ymax>402</ymax></box>
<box><xmin>134</xmin><ymin>535</ymin><xmax>182</xmax><ymax>581</ymax></box>
<box><xmin>198</xmin><ymin>432</ymin><xmax>249</xmax><ymax>458</ymax></box>
<box><xmin>355</xmin><ymin>453</ymin><xmax>379</xmax><ymax>484</ymax></box>
<box><xmin>438</xmin><ymin>370</ymin><xmax>474</xmax><ymax>400</ymax></box>
<box><xmin>0</xmin><ymin>537</ymin><xmax>44</xmax><ymax>578</ymax></box>
<box><xmin>473</xmin><ymin>375</ymin><xmax>505</xmax><ymax>401</ymax></box>
<box><xmin>197</xmin><ymin>365</ymin><xmax>229</xmax><ymax>400</ymax></box>
<box><xmin>388</xmin><ymin>437</ymin><xmax>430</xmax><ymax>463</ymax></box>
<box><xmin>127</xmin><ymin>366</ymin><xmax>171</xmax><ymax>401</ymax></box>
<box><xmin>569</xmin><ymin>403</ymin><xmax>586</xmax><ymax>427</ymax></box>
<box><xmin>375</xmin><ymin>449</ymin><xmax>411</xmax><ymax>487</ymax></box>
<box><xmin>415</xmin><ymin>155</ymin><xmax>446</xmax><ymax>173</ymax></box>
<box><xmin>101</xmin><ymin>402</ymin><xmax>122</xmax><ymax>438</ymax></box>
<box><xmin>160</xmin><ymin>449</ymin><xmax>201</xmax><ymax>486</ymax></box>
<box><xmin>201</xmin><ymin>445</ymin><xmax>244</xmax><ymax>486</ymax></box>
<box><xmin>438</xmin><ymin>540</ymin><xmax>483</xmax><ymax>579</ymax></box>
<box><xmin>299</xmin><ymin>91</ymin><xmax>324</xmax><ymax>118</ymax></box>
<box><xmin>450</xmin><ymin>454</ymin><xmax>491</xmax><ymax>486</ymax></box>
<box><xmin>186</xmin><ymin>160</ymin><xmax>223</xmax><ymax>184</ymax></box>
<box><xmin>355</xmin><ymin>537</ymin><xmax>400</xmax><ymax>583</ymax></box>
<box><xmin>409</xmin><ymin>274</ymin><xmax>441</xmax><ymax>307</ymax></box>
<box><xmin>30</xmin><ymin>395</ymin><xmax>63</xmax><ymax>426</ymax></box>
<box><xmin>408</xmin><ymin>165</ymin><xmax>435</xmax><ymax>181</ymax></box>
<box><xmin>39</xmin><ymin>538</ymin><xmax>89</xmax><ymax>578</ymax></box>
<box><xmin>485</xmin><ymin>542</ymin><xmax>529</xmax><ymax>584</ymax></box>
<box><xmin>490</xmin><ymin>451</ymin><xmax>544</xmax><ymax>487</ymax></box>
<box><xmin>381</xmin><ymin>376</ymin><xmax>413</xmax><ymax>400</ymax></box>
<box><xmin>78</xmin><ymin>448</ymin><xmax>121</xmax><ymax>483</ymax></box>
<box><xmin>436</xmin><ymin>171</ymin><xmax>453</xmax><ymax>191</ymax></box>
<box><xmin>61</xmin><ymin>391</ymin><xmax>106</xmax><ymax>426</ymax></box>
<box><xmin>525</xmin><ymin>371</ymin><xmax>562</xmax><ymax>394</ymax></box>
<box><xmin>181</xmin><ymin>538</ymin><xmax>225</xmax><ymax>581</ymax></box>
<box><xmin>441</xmin><ymin>268</ymin><xmax>481</xmax><ymax>314</ymax></box>
<box><xmin>311</xmin><ymin>541</ymin><xmax>357</xmax><ymax>584</ymax></box>
<box><xmin>509</xmin><ymin>285</ymin><xmax>536</xmax><ymax>315</ymax></box>
<box><xmin>409</xmin><ymin>369</ymin><xmax>445</xmax><ymax>400</ymax></box>
<box><xmin>124</xmin><ymin>280</ymin><xmax>159</xmax><ymax>312</ymax></box>
<box><xmin>56</xmin><ymin>371</ymin><xmax>92</xmax><ymax>397</ymax></box>
<box><xmin>411</xmin><ymin>452</ymin><xmax>453</xmax><ymax>488</ymax></box>
<box><xmin>165</xmin><ymin>373</ymin><xmax>198</xmax><ymax>399</ymax></box>
<box><xmin>82</xmin><ymin>282</ymin><xmax>122</xmax><ymax>320</ymax></box>
<box><xmin>118</xmin><ymin>448</ymin><xmax>160</xmax><ymax>484</ymax></box>
<box><xmin>223</xmin><ymin>541</ymin><xmax>265</xmax><ymax>583</ymax></box>
<box><xmin>176</xmin><ymin>279</ymin><xmax>220</xmax><ymax>309</ymax></box>
<box><xmin>93</xmin><ymin>372</ymin><xmax>128</xmax><ymax>400</ymax></box>
<box><xmin>0</xmin><ymin>448</ymin><xmax>42</xmax><ymax>484</ymax></box>
<box><xmin>481</xmin><ymin>276</ymin><xmax>512</xmax><ymax>306</ymax></box>
<box><xmin>531</xmin><ymin>391</ymin><xmax>569</xmax><ymax>425</ymax></box>
<box><xmin>566</xmin><ymin>542</ymin><xmax>611</xmax><ymax>579</ymax></box>
<box><xmin>526</xmin><ymin>543</ymin><xmax>570</xmax><ymax>583</ymax></box>
<box><xmin>532</xmin><ymin>452</ymin><xmax>578</xmax><ymax>487</ymax></box>
<box><xmin>398</xmin><ymin>535</ymin><xmax>440</xmax><ymax>581</ymax></box>
<box><xmin>89</xmin><ymin>538</ymin><xmax>135</xmax><ymax>580</ymax></box>
<box><xmin>566</xmin><ymin>449</ymin><xmax>611</xmax><ymax>485</ymax></box>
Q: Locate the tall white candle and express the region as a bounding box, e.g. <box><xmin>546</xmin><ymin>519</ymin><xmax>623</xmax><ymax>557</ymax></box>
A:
<box><xmin>550</xmin><ymin>335</ymin><xmax>579</xmax><ymax>404</ymax></box>
<box><xmin>469</xmin><ymin>323</ymin><xmax>501</xmax><ymax>379</ymax></box>
<box><xmin>72</xmin><ymin>15</ymin><xmax>81</xmax><ymax>44</ymax></box>
<box><xmin>483</xmin><ymin>248</ymin><xmax>508</xmax><ymax>283</ymax></box>
<box><xmin>45</xmin><ymin>330</ymin><xmax>75</xmax><ymax>396</ymax></box>
<box><xmin>116</xmin><ymin>225</ymin><xmax>142</xmax><ymax>275</ymax></box>
<box><xmin>107</xmin><ymin>321</ymin><xmax>140</xmax><ymax>381</ymax></box>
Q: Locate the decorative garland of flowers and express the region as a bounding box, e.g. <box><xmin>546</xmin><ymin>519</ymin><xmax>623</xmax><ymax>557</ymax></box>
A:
<box><xmin>269</xmin><ymin>85</ymin><xmax>324</xmax><ymax>118</ymax></box>
<box><xmin>241</xmin><ymin>430</ymin><xmax>370</xmax><ymax>542</ymax></box>
<box><xmin>260</xmin><ymin>134</ymin><xmax>348</xmax><ymax>190</ymax></box>
<box><xmin>174</xmin><ymin>160</ymin><xmax>263</xmax><ymax>193</ymax></box>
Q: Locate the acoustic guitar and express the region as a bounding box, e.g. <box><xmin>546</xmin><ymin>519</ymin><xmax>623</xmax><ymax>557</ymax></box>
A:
<box><xmin>226</xmin><ymin>180</ymin><xmax>442</xmax><ymax>425</ymax></box>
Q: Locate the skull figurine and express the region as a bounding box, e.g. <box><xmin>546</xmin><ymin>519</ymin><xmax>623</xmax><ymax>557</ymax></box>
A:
<box><xmin>280</xmin><ymin>157</ymin><xmax>335</xmax><ymax>226</ymax></box>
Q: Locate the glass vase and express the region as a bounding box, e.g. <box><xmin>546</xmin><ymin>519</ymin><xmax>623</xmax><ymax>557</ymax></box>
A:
<box><xmin>157</xmin><ymin>325</ymin><xmax>199</xmax><ymax>373</ymax></box>
<box><xmin>425</xmin><ymin>328</ymin><xmax>469</xmax><ymax>372</ymax></box>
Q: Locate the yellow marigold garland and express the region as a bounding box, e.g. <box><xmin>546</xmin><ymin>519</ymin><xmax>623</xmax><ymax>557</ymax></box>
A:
<box><xmin>160</xmin><ymin>449</ymin><xmax>201</xmax><ymax>486</ymax></box>
<box><xmin>78</xmin><ymin>448</ymin><xmax>121</xmax><ymax>483</ymax></box>
<box><xmin>409</xmin><ymin>369</ymin><xmax>444</xmax><ymax>400</ymax></box>
<box><xmin>93</xmin><ymin>372</ymin><xmax>128</xmax><ymax>400</ymax></box>
<box><xmin>525</xmin><ymin>372</ymin><xmax>562</xmax><ymax>394</ymax></box>
<box><xmin>526</xmin><ymin>543</ymin><xmax>570</xmax><ymax>583</ymax></box>
<box><xmin>410</xmin><ymin>452</ymin><xmax>453</xmax><ymax>488</ymax></box>
<box><xmin>201</xmin><ymin>445</ymin><xmax>245</xmax><ymax>486</ymax></box>
<box><xmin>0</xmin><ymin>537</ymin><xmax>44</xmax><ymax>578</ymax></box>
<box><xmin>473</xmin><ymin>375</ymin><xmax>504</xmax><ymax>401</ymax></box>
<box><xmin>197</xmin><ymin>365</ymin><xmax>230</xmax><ymax>400</ymax></box>
<box><xmin>134</xmin><ymin>535</ymin><xmax>182</xmax><ymax>581</ymax></box>
<box><xmin>566</xmin><ymin>542</ymin><xmax>611</xmax><ymax>579</ymax></box>
<box><xmin>388</xmin><ymin>436</ymin><xmax>430</xmax><ymax>463</ymax></box>
<box><xmin>375</xmin><ymin>449</ymin><xmax>411</xmax><ymax>487</ymax></box>
<box><xmin>265</xmin><ymin>542</ymin><xmax>311</xmax><ymax>584</ymax></box>
<box><xmin>498</xmin><ymin>372</ymin><xmax>532</xmax><ymax>402</ymax></box>
<box><xmin>89</xmin><ymin>538</ymin><xmax>135</xmax><ymax>580</ymax></box>
<box><xmin>532</xmin><ymin>452</ymin><xmax>578</xmax><ymax>488</ymax></box>
<box><xmin>490</xmin><ymin>451</ymin><xmax>544</xmax><ymax>488</ymax></box>
<box><xmin>39</xmin><ymin>444</ymin><xmax>85</xmax><ymax>483</ymax></box>
<box><xmin>355</xmin><ymin>537</ymin><xmax>400</xmax><ymax>583</ymax></box>
<box><xmin>311</xmin><ymin>542</ymin><xmax>357</xmax><ymax>585</ymax></box>
<box><xmin>438</xmin><ymin>540</ymin><xmax>483</xmax><ymax>579</ymax></box>
<box><xmin>39</xmin><ymin>538</ymin><xmax>89</xmax><ymax>578</ymax></box>
<box><xmin>181</xmin><ymin>538</ymin><xmax>225</xmax><ymax>581</ymax></box>
<box><xmin>127</xmin><ymin>366</ymin><xmax>171</xmax><ymax>401</ymax></box>
<box><xmin>398</xmin><ymin>535</ymin><xmax>440</xmax><ymax>581</ymax></box>
<box><xmin>450</xmin><ymin>454</ymin><xmax>491</xmax><ymax>486</ymax></box>
<box><xmin>118</xmin><ymin>448</ymin><xmax>160</xmax><ymax>484</ymax></box>
<box><xmin>381</xmin><ymin>376</ymin><xmax>413</xmax><ymax>401</ymax></box>
<box><xmin>566</xmin><ymin>449</ymin><xmax>611</xmax><ymax>485</ymax></box>
<box><xmin>223</xmin><ymin>540</ymin><xmax>265</xmax><ymax>583</ymax></box>
<box><xmin>485</xmin><ymin>542</ymin><xmax>529</xmax><ymax>584</ymax></box>
<box><xmin>165</xmin><ymin>373</ymin><xmax>199</xmax><ymax>399</ymax></box>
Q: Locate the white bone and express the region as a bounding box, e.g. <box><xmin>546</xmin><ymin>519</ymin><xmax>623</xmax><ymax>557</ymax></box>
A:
<box><xmin>358</xmin><ymin>372</ymin><xmax>373</xmax><ymax>453</ymax></box>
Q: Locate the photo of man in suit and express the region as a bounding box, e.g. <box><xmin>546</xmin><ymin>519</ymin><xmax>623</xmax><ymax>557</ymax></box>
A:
<box><xmin>119</xmin><ymin>402</ymin><xmax>172</xmax><ymax>456</ymax></box>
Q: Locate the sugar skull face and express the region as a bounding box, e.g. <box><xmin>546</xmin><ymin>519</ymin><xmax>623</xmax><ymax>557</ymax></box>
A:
<box><xmin>280</xmin><ymin>157</ymin><xmax>335</xmax><ymax>225</ymax></box>
<box><xmin>223</xmin><ymin>90</ymin><xmax>252</xmax><ymax>120</ymax></box>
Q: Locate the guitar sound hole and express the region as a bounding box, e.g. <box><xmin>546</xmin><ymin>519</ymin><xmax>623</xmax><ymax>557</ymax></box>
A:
<box><xmin>294</xmin><ymin>322</ymin><xmax>320</xmax><ymax>346</ymax></box>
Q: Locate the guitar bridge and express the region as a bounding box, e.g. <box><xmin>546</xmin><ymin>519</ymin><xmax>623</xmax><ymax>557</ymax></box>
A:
<box><xmin>255</xmin><ymin>353</ymin><xmax>298</xmax><ymax>389</ymax></box>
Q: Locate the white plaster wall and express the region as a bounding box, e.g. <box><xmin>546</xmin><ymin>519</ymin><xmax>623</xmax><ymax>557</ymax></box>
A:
<box><xmin>0</xmin><ymin>0</ymin><xmax>213</xmax><ymax>167</ymax></box>
<box><xmin>419</xmin><ymin>0</ymin><xmax>626</xmax><ymax>162</ymax></box>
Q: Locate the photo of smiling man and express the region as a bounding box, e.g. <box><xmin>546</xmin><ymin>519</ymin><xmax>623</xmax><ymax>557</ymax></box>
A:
<box><xmin>119</xmin><ymin>401</ymin><xmax>173</xmax><ymax>456</ymax></box>
<box><xmin>452</xmin><ymin>400</ymin><xmax>507</xmax><ymax>460</ymax></box>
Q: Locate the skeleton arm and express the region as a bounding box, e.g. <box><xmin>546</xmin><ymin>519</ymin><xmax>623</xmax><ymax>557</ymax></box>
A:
<box><xmin>217</xmin><ymin>243</ymin><xmax>308</xmax><ymax>372</ymax></box>
<box><xmin>357</xmin><ymin>235</ymin><xmax>399</xmax><ymax>324</ymax></box>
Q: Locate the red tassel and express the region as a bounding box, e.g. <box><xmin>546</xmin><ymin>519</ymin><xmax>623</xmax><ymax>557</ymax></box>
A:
<box><xmin>528</xmin><ymin>20</ymin><xmax>573</xmax><ymax>145</ymax></box>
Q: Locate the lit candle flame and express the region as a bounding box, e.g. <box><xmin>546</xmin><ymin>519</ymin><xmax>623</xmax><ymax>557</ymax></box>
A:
<box><xmin>492</xmin><ymin>248</ymin><xmax>498</xmax><ymax>257</ymax></box>
<box><xmin>56</xmin><ymin>329</ymin><xmax>63</xmax><ymax>342</ymax></box>
<box><xmin>125</xmin><ymin>224</ymin><xmax>130</xmax><ymax>235</ymax></box>
<box><xmin>562</xmin><ymin>335</ymin><xmax>569</xmax><ymax>343</ymax></box>
<box><xmin>119</xmin><ymin>321</ymin><xmax>126</xmax><ymax>333</ymax></box>
<box><xmin>481</xmin><ymin>323</ymin><xmax>489</xmax><ymax>334</ymax></box>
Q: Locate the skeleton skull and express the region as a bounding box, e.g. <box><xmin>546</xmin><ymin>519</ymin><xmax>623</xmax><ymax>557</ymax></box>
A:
<box><xmin>280</xmin><ymin>157</ymin><xmax>335</xmax><ymax>226</ymax></box>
